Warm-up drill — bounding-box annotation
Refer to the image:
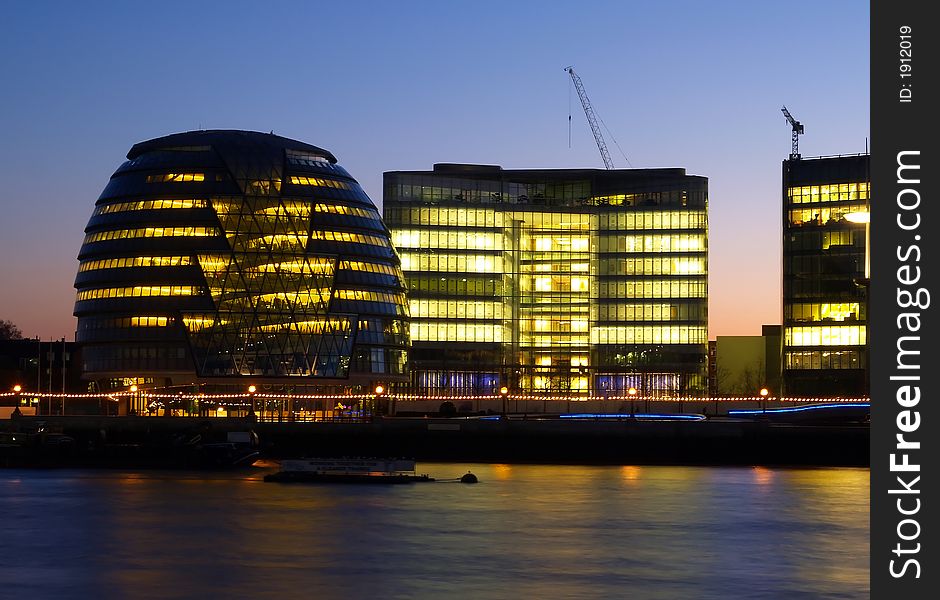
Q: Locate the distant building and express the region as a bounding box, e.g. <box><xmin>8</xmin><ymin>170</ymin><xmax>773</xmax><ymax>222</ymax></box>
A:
<box><xmin>714</xmin><ymin>325</ymin><xmax>781</xmax><ymax>396</ymax></box>
<box><xmin>384</xmin><ymin>164</ymin><xmax>708</xmax><ymax>396</ymax></box>
<box><xmin>0</xmin><ymin>339</ymin><xmax>83</xmax><ymax>394</ymax></box>
<box><xmin>73</xmin><ymin>130</ymin><xmax>409</xmax><ymax>393</ymax></box>
<box><xmin>782</xmin><ymin>155</ymin><xmax>869</xmax><ymax>396</ymax></box>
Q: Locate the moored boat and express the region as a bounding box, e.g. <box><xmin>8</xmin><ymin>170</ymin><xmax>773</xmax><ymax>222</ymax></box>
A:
<box><xmin>264</xmin><ymin>458</ymin><xmax>434</xmax><ymax>484</ymax></box>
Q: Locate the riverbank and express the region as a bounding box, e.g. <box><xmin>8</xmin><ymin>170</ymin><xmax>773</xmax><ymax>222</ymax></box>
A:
<box><xmin>2</xmin><ymin>414</ymin><xmax>868</xmax><ymax>467</ymax></box>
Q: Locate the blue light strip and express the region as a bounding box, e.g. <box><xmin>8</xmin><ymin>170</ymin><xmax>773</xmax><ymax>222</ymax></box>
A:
<box><xmin>728</xmin><ymin>402</ymin><xmax>870</xmax><ymax>416</ymax></box>
<box><xmin>559</xmin><ymin>413</ymin><xmax>706</xmax><ymax>421</ymax></box>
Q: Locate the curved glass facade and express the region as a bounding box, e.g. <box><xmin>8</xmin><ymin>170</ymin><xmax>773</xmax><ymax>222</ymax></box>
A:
<box><xmin>74</xmin><ymin>130</ymin><xmax>408</xmax><ymax>391</ymax></box>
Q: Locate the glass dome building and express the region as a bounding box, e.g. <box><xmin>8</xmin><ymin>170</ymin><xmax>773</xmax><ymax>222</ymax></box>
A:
<box><xmin>74</xmin><ymin>130</ymin><xmax>409</xmax><ymax>392</ymax></box>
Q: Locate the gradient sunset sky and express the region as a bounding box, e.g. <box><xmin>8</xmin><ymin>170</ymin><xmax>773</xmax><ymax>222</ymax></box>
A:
<box><xmin>0</xmin><ymin>1</ymin><xmax>869</xmax><ymax>341</ymax></box>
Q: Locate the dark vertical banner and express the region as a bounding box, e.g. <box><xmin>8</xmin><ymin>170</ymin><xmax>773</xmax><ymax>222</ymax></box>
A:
<box><xmin>871</xmin><ymin>0</ymin><xmax>937</xmax><ymax>597</ymax></box>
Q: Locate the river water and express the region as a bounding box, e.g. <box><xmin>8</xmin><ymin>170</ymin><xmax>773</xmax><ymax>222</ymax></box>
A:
<box><xmin>0</xmin><ymin>464</ymin><xmax>868</xmax><ymax>599</ymax></box>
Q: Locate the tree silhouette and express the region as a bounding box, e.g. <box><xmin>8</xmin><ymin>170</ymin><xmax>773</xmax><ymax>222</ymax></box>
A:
<box><xmin>0</xmin><ymin>319</ymin><xmax>23</xmax><ymax>340</ymax></box>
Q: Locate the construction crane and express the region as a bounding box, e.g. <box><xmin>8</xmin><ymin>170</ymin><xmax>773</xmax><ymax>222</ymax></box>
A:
<box><xmin>566</xmin><ymin>66</ymin><xmax>615</xmax><ymax>170</ymax></box>
<box><xmin>781</xmin><ymin>105</ymin><xmax>804</xmax><ymax>159</ymax></box>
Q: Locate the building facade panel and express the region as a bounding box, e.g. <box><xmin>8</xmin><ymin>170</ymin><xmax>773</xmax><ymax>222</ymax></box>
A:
<box><xmin>782</xmin><ymin>155</ymin><xmax>869</xmax><ymax>396</ymax></box>
<box><xmin>385</xmin><ymin>164</ymin><xmax>707</xmax><ymax>396</ymax></box>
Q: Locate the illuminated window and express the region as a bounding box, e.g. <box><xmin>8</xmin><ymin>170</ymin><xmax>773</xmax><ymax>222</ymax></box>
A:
<box><xmin>146</xmin><ymin>173</ymin><xmax>205</xmax><ymax>183</ymax></box>
<box><xmin>76</xmin><ymin>286</ymin><xmax>203</xmax><ymax>301</ymax></box>
<box><xmin>535</xmin><ymin>277</ymin><xmax>552</xmax><ymax>292</ymax></box>
<box><xmin>78</xmin><ymin>256</ymin><xmax>193</xmax><ymax>272</ymax></box>
<box><xmin>785</xmin><ymin>325</ymin><xmax>866</xmax><ymax>347</ymax></box>
<box><xmin>83</xmin><ymin>227</ymin><xmax>218</xmax><ymax>243</ymax></box>
<box><xmin>309</xmin><ymin>231</ymin><xmax>391</xmax><ymax>248</ymax></box>
<box><xmin>93</xmin><ymin>199</ymin><xmax>208</xmax><ymax>215</ymax></box>
<box><xmin>288</xmin><ymin>176</ymin><xmax>351</xmax><ymax>189</ymax></box>
<box><xmin>129</xmin><ymin>316</ymin><xmax>171</xmax><ymax>327</ymax></box>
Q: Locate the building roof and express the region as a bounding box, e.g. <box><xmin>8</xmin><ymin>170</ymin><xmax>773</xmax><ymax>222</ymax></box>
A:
<box><xmin>127</xmin><ymin>130</ymin><xmax>337</xmax><ymax>163</ymax></box>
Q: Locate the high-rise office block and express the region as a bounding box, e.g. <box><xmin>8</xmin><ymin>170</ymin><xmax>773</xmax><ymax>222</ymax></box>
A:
<box><xmin>782</xmin><ymin>154</ymin><xmax>869</xmax><ymax>396</ymax></box>
<box><xmin>384</xmin><ymin>164</ymin><xmax>707</xmax><ymax>396</ymax></box>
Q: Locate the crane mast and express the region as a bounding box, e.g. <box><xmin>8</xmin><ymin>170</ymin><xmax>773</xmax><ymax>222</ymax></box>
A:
<box><xmin>781</xmin><ymin>105</ymin><xmax>804</xmax><ymax>159</ymax></box>
<box><xmin>566</xmin><ymin>66</ymin><xmax>615</xmax><ymax>170</ymax></box>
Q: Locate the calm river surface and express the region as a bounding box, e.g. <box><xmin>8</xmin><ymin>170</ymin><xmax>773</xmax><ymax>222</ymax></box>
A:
<box><xmin>0</xmin><ymin>464</ymin><xmax>868</xmax><ymax>599</ymax></box>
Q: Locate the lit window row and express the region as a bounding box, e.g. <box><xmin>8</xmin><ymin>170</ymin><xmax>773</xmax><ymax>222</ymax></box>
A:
<box><xmin>339</xmin><ymin>260</ymin><xmax>401</xmax><ymax>277</ymax></box>
<box><xmin>521</xmin><ymin>335</ymin><xmax>590</xmax><ymax>349</ymax></box>
<box><xmin>527</xmin><ymin>276</ymin><xmax>590</xmax><ymax>293</ymax></box>
<box><xmin>409</xmin><ymin>299</ymin><xmax>504</xmax><ymax>320</ymax></box>
<box><xmin>590</xmin><ymin>326</ymin><xmax>707</xmax><ymax>345</ymax></box>
<box><xmin>516</xmin><ymin>213</ymin><xmax>592</xmax><ymax>229</ymax></box>
<box><xmin>787</xmin><ymin>302</ymin><xmax>862</xmax><ymax>323</ymax></box>
<box><xmin>84</xmin><ymin>227</ymin><xmax>219</xmax><ymax>243</ymax></box>
<box><xmin>822</xmin><ymin>231</ymin><xmax>856</xmax><ymax>250</ymax></box>
<box><xmin>393</xmin><ymin>230</ymin><xmax>503</xmax><ymax>251</ymax></box>
<box><xmin>93</xmin><ymin>199</ymin><xmax>209</xmax><ymax>215</ymax></box>
<box><xmin>257</xmin><ymin>318</ymin><xmax>351</xmax><ymax>333</ymax></box>
<box><xmin>254</xmin><ymin>291</ymin><xmax>331</xmax><ymax>307</ymax></box>
<box><xmin>400</xmin><ymin>253</ymin><xmax>502</xmax><ymax>273</ymax></box>
<box><xmin>529</xmin><ymin>236</ymin><xmax>589</xmax><ymax>252</ymax></box>
<box><xmin>242</xmin><ymin>234</ymin><xmax>307</xmax><ymax>250</ymax></box>
<box><xmin>76</xmin><ymin>286</ymin><xmax>203</xmax><ymax>301</ymax></box>
<box><xmin>78</xmin><ymin>256</ymin><xmax>193</xmax><ymax>272</ymax></box>
<box><xmin>598</xmin><ymin>257</ymin><xmax>706</xmax><ymax>276</ymax></box>
<box><xmin>246</xmin><ymin>258</ymin><xmax>335</xmax><ymax>274</ymax></box>
<box><xmin>786</xmin><ymin>350</ymin><xmax>863</xmax><ymax>370</ymax></box>
<box><xmin>288</xmin><ymin>176</ymin><xmax>351</xmax><ymax>189</ymax></box>
<box><xmin>78</xmin><ymin>316</ymin><xmax>175</xmax><ymax>330</ymax></box>
<box><xmin>529</xmin><ymin>262</ymin><xmax>589</xmax><ymax>273</ymax></box>
<box><xmin>597</xmin><ymin>234</ymin><xmax>705</xmax><ymax>253</ymax></box>
<box><xmin>130</xmin><ymin>316</ymin><xmax>172</xmax><ymax>327</ymax></box>
<box><xmin>785</xmin><ymin>325</ymin><xmax>867</xmax><ymax>347</ymax></box>
<box><xmin>309</xmin><ymin>230</ymin><xmax>391</xmax><ymax>248</ymax></box>
<box><xmin>180</xmin><ymin>316</ymin><xmax>222</xmax><ymax>331</ymax></box>
<box><xmin>594</xmin><ymin>303</ymin><xmax>698</xmax><ymax>322</ymax></box>
<box><xmin>788</xmin><ymin>204</ymin><xmax>868</xmax><ymax>227</ymax></box>
<box><xmin>386</xmin><ymin>206</ymin><xmax>503</xmax><ymax>228</ymax></box>
<box><xmin>315</xmin><ymin>203</ymin><xmax>380</xmax><ymax>220</ymax></box>
<box><xmin>333</xmin><ymin>289</ymin><xmax>407</xmax><ymax>306</ymax></box>
<box><xmin>787</xmin><ymin>182</ymin><xmax>869</xmax><ymax>204</ymax></box>
<box><xmin>597</xmin><ymin>280</ymin><xmax>707</xmax><ymax>299</ymax></box>
<box><xmin>598</xmin><ymin>211</ymin><xmax>707</xmax><ymax>231</ymax></box>
<box><xmin>521</xmin><ymin>318</ymin><xmax>589</xmax><ymax>333</ymax></box>
<box><xmin>410</xmin><ymin>321</ymin><xmax>504</xmax><ymax>343</ymax></box>
<box><xmin>146</xmin><ymin>173</ymin><xmax>205</xmax><ymax>183</ymax></box>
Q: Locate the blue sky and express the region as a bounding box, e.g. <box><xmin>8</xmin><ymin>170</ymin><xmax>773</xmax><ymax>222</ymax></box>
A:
<box><xmin>0</xmin><ymin>0</ymin><xmax>869</xmax><ymax>340</ymax></box>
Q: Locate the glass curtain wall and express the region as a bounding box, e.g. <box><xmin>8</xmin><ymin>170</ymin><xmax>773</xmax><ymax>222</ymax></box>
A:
<box><xmin>782</xmin><ymin>155</ymin><xmax>870</xmax><ymax>396</ymax></box>
<box><xmin>386</xmin><ymin>166</ymin><xmax>707</xmax><ymax>397</ymax></box>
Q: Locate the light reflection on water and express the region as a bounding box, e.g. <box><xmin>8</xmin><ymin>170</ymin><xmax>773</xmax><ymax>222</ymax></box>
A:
<box><xmin>0</xmin><ymin>465</ymin><xmax>868</xmax><ymax>599</ymax></box>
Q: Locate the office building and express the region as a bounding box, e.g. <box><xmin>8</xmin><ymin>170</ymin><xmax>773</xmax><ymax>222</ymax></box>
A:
<box><xmin>74</xmin><ymin>130</ymin><xmax>408</xmax><ymax>392</ymax></box>
<box><xmin>384</xmin><ymin>164</ymin><xmax>708</xmax><ymax>396</ymax></box>
<box><xmin>782</xmin><ymin>154</ymin><xmax>869</xmax><ymax>396</ymax></box>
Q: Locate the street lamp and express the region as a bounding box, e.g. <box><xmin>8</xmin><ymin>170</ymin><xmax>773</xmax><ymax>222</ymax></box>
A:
<box><xmin>499</xmin><ymin>385</ymin><xmax>509</xmax><ymax>416</ymax></box>
<box><xmin>247</xmin><ymin>385</ymin><xmax>257</xmax><ymax>421</ymax></box>
<box><xmin>373</xmin><ymin>384</ymin><xmax>386</xmax><ymax>418</ymax></box>
<box><xmin>628</xmin><ymin>387</ymin><xmax>638</xmax><ymax>416</ymax></box>
<box><xmin>129</xmin><ymin>384</ymin><xmax>138</xmax><ymax>416</ymax></box>
<box><xmin>759</xmin><ymin>387</ymin><xmax>770</xmax><ymax>413</ymax></box>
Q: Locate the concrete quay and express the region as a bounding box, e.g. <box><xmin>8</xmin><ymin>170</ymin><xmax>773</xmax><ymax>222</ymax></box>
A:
<box><xmin>3</xmin><ymin>414</ymin><xmax>868</xmax><ymax>468</ymax></box>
